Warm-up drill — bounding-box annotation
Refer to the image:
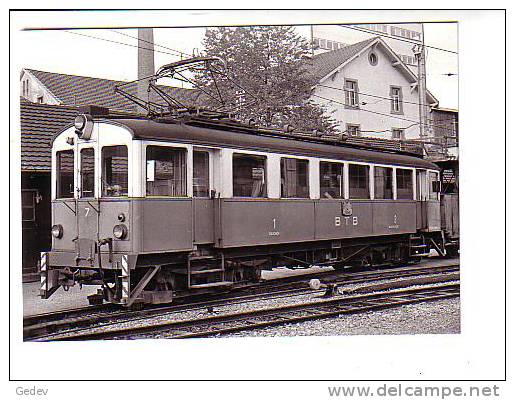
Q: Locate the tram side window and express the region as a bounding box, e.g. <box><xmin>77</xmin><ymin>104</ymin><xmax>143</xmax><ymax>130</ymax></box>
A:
<box><xmin>102</xmin><ymin>146</ymin><xmax>129</xmax><ymax>197</ymax></box>
<box><xmin>56</xmin><ymin>150</ymin><xmax>74</xmax><ymax>198</ymax></box>
<box><xmin>348</xmin><ymin>164</ymin><xmax>370</xmax><ymax>199</ymax></box>
<box><xmin>233</xmin><ymin>153</ymin><xmax>267</xmax><ymax>197</ymax></box>
<box><xmin>146</xmin><ymin>146</ymin><xmax>186</xmax><ymax>197</ymax></box>
<box><xmin>320</xmin><ymin>162</ymin><xmax>343</xmax><ymax>199</ymax></box>
<box><xmin>281</xmin><ymin>158</ymin><xmax>309</xmax><ymax>198</ymax></box>
<box><xmin>396</xmin><ymin>168</ymin><xmax>414</xmax><ymax>199</ymax></box>
<box><xmin>80</xmin><ymin>148</ymin><xmax>95</xmax><ymax>198</ymax></box>
<box><xmin>374</xmin><ymin>166</ymin><xmax>393</xmax><ymax>199</ymax></box>
<box><xmin>193</xmin><ymin>151</ymin><xmax>210</xmax><ymax>197</ymax></box>
<box><xmin>429</xmin><ymin>171</ymin><xmax>440</xmax><ymax>200</ymax></box>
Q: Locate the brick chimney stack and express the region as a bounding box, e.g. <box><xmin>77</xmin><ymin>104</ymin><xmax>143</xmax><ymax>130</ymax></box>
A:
<box><xmin>137</xmin><ymin>28</ymin><xmax>155</xmax><ymax>114</ymax></box>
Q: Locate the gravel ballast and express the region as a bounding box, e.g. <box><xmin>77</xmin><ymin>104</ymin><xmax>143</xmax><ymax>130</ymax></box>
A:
<box><xmin>220</xmin><ymin>297</ymin><xmax>461</xmax><ymax>337</ymax></box>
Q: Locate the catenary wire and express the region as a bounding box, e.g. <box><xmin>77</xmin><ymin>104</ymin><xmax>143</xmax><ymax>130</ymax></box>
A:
<box><xmin>64</xmin><ymin>29</ymin><xmax>457</xmax><ymax>131</ymax></box>
<box><xmin>312</xmin><ymin>94</ymin><xmax>457</xmax><ymax>134</ymax></box>
<box><xmin>109</xmin><ymin>29</ymin><xmax>192</xmax><ymax>58</ymax></box>
<box><xmin>338</xmin><ymin>25</ymin><xmax>458</xmax><ymax>55</ymax></box>
<box><xmin>64</xmin><ymin>30</ymin><xmax>185</xmax><ymax>58</ymax></box>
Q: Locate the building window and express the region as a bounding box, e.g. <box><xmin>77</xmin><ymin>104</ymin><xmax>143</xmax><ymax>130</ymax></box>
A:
<box><xmin>80</xmin><ymin>148</ymin><xmax>95</xmax><ymax>198</ymax></box>
<box><xmin>22</xmin><ymin>190</ymin><xmax>37</xmax><ymax>222</ymax></box>
<box><xmin>391</xmin><ymin>128</ymin><xmax>405</xmax><ymax>140</ymax></box>
<box><xmin>101</xmin><ymin>146</ymin><xmax>128</xmax><ymax>197</ymax></box>
<box><xmin>396</xmin><ymin>168</ymin><xmax>414</xmax><ymax>199</ymax></box>
<box><xmin>348</xmin><ymin>164</ymin><xmax>370</xmax><ymax>199</ymax></box>
<box><xmin>233</xmin><ymin>153</ymin><xmax>267</xmax><ymax>198</ymax></box>
<box><xmin>374</xmin><ymin>167</ymin><xmax>393</xmax><ymax>199</ymax></box>
<box><xmin>320</xmin><ymin>162</ymin><xmax>343</xmax><ymax>199</ymax></box>
<box><xmin>37</xmin><ymin>96</ymin><xmax>44</xmax><ymax>104</ymax></box>
<box><xmin>347</xmin><ymin>124</ymin><xmax>360</xmax><ymax>137</ymax></box>
<box><xmin>193</xmin><ymin>151</ymin><xmax>210</xmax><ymax>197</ymax></box>
<box><xmin>22</xmin><ymin>80</ymin><xmax>30</xmax><ymax>97</ymax></box>
<box><xmin>56</xmin><ymin>150</ymin><xmax>74</xmax><ymax>199</ymax></box>
<box><xmin>390</xmin><ymin>86</ymin><xmax>403</xmax><ymax>114</ymax></box>
<box><xmin>146</xmin><ymin>146</ymin><xmax>186</xmax><ymax>197</ymax></box>
<box><xmin>344</xmin><ymin>79</ymin><xmax>359</xmax><ymax>108</ymax></box>
<box><xmin>281</xmin><ymin>158</ymin><xmax>309</xmax><ymax>198</ymax></box>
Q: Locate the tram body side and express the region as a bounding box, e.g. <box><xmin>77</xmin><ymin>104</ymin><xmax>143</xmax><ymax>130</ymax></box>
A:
<box><xmin>41</xmin><ymin>117</ymin><xmax>445</xmax><ymax>306</ymax></box>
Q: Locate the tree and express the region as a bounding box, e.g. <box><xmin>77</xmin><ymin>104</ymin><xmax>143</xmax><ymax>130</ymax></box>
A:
<box><xmin>195</xmin><ymin>26</ymin><xmax>338</xmax><ymax>134</ymax></box>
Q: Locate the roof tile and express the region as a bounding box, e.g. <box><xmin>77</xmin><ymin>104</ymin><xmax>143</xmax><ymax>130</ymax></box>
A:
<box><xmin>309</xmin><ymin>38</ymin><xmax>377</xmax><ymax>81</ymax></box>
<box><xmin>26</xmin><ymin>69</ymin><xmax>202</xmax><ymax>112</ymax></box>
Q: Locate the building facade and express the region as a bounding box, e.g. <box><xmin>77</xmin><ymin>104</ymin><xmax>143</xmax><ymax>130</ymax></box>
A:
<box><xmin>309</xmin><ymin>37</ymin><xmax>438</xmax><ymax>141</ymax></box>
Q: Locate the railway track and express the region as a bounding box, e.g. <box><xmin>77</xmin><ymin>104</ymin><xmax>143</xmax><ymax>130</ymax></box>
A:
<box><xmin>24</xmin><ymin>262</ymin><xmax>459</xmax><ymax>341</ymax></box>
<box><xmin>41</xmin><ymin>283</ymin><xmax>461</xmax><ymax>341</ymax></box>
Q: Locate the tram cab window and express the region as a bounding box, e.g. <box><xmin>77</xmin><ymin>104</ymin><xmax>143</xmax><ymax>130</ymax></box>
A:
<box><xmin>233</xmin><ymin>153</ymin><xmax>267</xmax><ymax>197</ymax></box>
<box><xmin>348</xmin><ymin>164</ymin><xmax>370</xmax><ymax>199</ymax></box>
<box><xmin>146</xmin><ymin>146</ymin><xmax>186</xmax><ymax>197</ymax></box>
<box><xmin>193</xmin><ymin>151</ymin><xmax>210</xmax><ymax>197</ymax></box>
<box><xmin>396</xmin><ymin>168</ymin><xmax>414</xmax><ymax>199</ymax></box>
<box><xmin>101</xmin><ymin>146</ymin><xmax>129</xmax><ymax>197</ymax></box>
<box><xmin>429</xmin><ymin>171</ymin><xmax>440</xmax><ymax>200</ymax></box>
<box><xmin>56</xmin><ymin>150</ymin><xmax>74</xmax><ymax>198</ymax></box>
<box><xmin>281</xmin><ymin>158</ymin><xmax>309</xmax><ymax>198</ymax></box>
<box><xmin>320</xmin><ymin>162</ymin><xmax>343</xmax><ymax>199</ymax></box>
<box><xmin>80</xmin><ymin>148</ymin><xmax>95</xmax><ymax>198</ymax></box>
<box><xmin>374</xmin><ymin>166</ymin><xmax>393</xmax><ymax>199</ymax></box>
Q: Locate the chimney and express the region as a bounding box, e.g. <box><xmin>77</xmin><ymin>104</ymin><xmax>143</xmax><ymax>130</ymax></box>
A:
<box><xmin>137</xmin><ymin>28</ymin><xmax>155</xmax><ymax>114</ymax></box>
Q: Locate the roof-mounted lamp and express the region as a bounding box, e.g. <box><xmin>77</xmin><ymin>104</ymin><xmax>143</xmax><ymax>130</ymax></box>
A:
<box><xmin>74</xmin><ymin>114</ymin><xmax>93</xmax><ymax>140</ymax></box>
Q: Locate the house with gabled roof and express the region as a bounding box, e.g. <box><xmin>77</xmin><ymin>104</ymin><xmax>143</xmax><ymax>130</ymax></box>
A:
<box><xmin>309</xmin><ymin>37</ymin><xmax>438</xmax><ymax>140</ymax></box>
<box><xmin>20</xmin><ymin>68</ymin><xmax>202</xmax><ymax>112</ymax></box>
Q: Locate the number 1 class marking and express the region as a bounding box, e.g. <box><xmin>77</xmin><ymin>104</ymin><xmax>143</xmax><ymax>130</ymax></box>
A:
<box><xmin>273</xmin><ymin>218</ymin><xmax>276</xmax><ymax>229</ymax></box>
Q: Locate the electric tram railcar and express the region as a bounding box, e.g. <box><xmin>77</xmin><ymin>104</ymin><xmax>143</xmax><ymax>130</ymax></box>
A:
<box><xmin>41</xmin><ymin>112</ymin><xmax>447</xmax><ymax>307</ymax></box>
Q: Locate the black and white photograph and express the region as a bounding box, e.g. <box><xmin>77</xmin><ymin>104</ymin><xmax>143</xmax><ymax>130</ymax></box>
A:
<box><xmin>7</xmin><ymin>7</ymin><xmax>508</xmax><ymax>399</ymax></box>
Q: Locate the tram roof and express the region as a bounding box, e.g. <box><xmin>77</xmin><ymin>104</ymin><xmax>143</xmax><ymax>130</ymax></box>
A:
<box><xmin>107</xmin><ymin>117</ymin><xmax>439</xmax><ymax>170</ymax></box>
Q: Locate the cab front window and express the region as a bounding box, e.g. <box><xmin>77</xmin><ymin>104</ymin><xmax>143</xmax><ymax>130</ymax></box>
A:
<box><xmin>102</xmin><ymin>145</ymin><xmax>128</xmax><ymax>197</ymax></box>
<box><xmin>56</xmin><ymin>150</ymin><xmax>74</xmax><ymax>199</ymax></box>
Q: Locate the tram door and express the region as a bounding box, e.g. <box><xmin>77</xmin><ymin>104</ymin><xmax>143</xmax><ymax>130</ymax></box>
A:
<box><xmin>426</xmin><ymin>171</ymin><xmax>441</xmax><ymax>231</ymax></box>
<box><xmin>192</xmin><ymin>147</ymin><xmax>220</xmax><ymax>244</ymax></box>
<box><xmin>416</xmin><ymin>170</ymin><xmax>441</xmax><ymax>231</ymax></box>
<box><xmin>416</xmin><ymin>169</ymin><xmax>428</xmax><ymax>230</ymax></box>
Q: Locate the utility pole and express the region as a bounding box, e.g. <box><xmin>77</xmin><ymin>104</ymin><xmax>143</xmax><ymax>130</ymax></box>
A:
<box><xmin>414</xmin><ymin>24</ymin><xmax>428</xmax><ymax>138</ymax></box>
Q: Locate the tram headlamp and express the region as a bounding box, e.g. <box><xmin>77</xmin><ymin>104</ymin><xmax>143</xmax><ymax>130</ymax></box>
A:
<box><xmin>113</xmin><ymin>224</ymin><xmax>128</xmax><ymax>240</ymax></box>
<box><xmin>51</xmin><ymin>224</ymin><xmax>63</xmax><ymax>239</ymax></box>
<box><xmin>74</xmin><ymin>114</ymin><xmax>93</xmax><ymax>140</ymax></box>
<box><xmin>74</xmin><ymin>115</ymin><xmax>86</xmax><ymax>131</ymax></box>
